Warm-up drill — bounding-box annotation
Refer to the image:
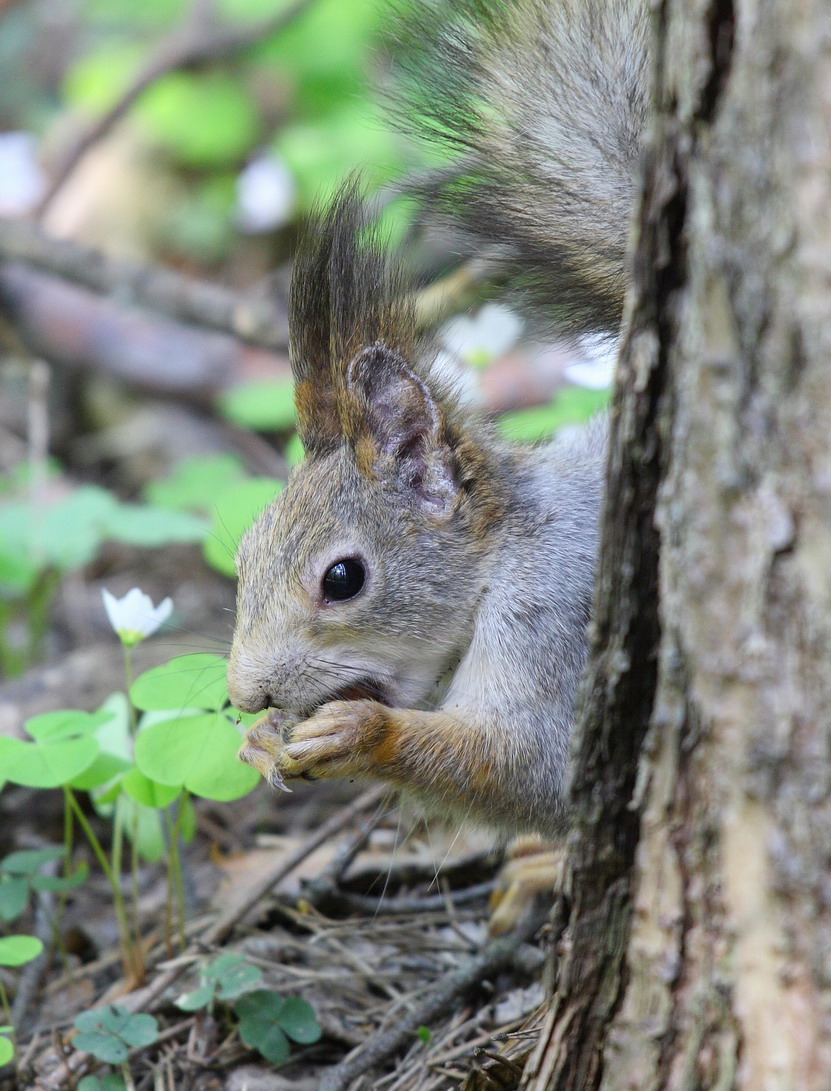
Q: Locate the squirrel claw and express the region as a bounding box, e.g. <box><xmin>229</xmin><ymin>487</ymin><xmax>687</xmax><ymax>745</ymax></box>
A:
<box><xmin>239</xmin><ymin>710</ymin><xmax>294</xmax><ymax>791</ymax></box>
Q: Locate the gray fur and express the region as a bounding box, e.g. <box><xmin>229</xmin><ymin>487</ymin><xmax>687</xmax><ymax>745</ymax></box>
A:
<box><xmin>391</xmin><ymin>0</ymin><xmax>649</xmax><ymax>334</ymax></box>
<box><xmin>228</xmin><ymin>0</ymin><xmax>643</xmax><ymax>835</ymax></box>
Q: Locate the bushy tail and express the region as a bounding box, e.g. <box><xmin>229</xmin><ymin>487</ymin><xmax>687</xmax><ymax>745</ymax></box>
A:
<box><xmin>391</xmin><ymin>0</ymin><xmax>649</xmax><ymax>338</ymax></box>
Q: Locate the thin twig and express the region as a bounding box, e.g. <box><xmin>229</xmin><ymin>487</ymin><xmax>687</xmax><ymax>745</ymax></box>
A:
<box><xmin>318</xmin><ymin>905</ymin><xmax>549</xmax><ymax>1091</ymax></box>
<box><xmin>35</xmin><ymin>0</ymin><xmax>321</xmax><ymax>217</ymax></box>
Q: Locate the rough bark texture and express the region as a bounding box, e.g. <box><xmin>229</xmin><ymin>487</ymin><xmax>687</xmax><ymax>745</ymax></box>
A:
<box><xmin>522</xmin><ymin>0</ymin><xmax>831</xmax><ymax>1088</ymax></box>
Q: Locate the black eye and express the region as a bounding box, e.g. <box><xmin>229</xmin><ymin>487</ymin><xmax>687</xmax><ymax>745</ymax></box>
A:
<box><xmin>322</xmin><ymin>559</ymin><xmax>366</xmax><ymax>602</ymax></box>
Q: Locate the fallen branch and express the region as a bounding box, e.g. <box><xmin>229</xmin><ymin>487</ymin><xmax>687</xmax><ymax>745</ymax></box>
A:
<box><xmin>0</xmin><ymin>220</ymin><xmax>287</xmax><ymax>350</ymax></box>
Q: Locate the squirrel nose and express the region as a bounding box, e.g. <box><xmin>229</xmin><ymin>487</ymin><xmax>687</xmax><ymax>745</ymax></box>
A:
<box><xmin>228</xmin><ymin>682</ymin><xmax>272</xmax><ymax>714</ymax></box>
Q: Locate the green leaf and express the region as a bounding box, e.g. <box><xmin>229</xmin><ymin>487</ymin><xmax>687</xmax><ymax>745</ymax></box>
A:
<box><xmin>69</xmin><ymin>752</ymin><xmax>132</xmax><ymax>791</ymax></box>
<box><xmin>417</xmin><ymin>1025</ymin><xmax>432</xmax><ymax>1044</ymax></box>
<box><xmin>31</xmin><ymin>864</ymin><xmax>89</xmax><ymax>893</ymax></box>
<box><xmin>0</xmin><ymin>1033</ymin><xmax>13</xmax><ymax>1065</ymax></box>
<box><xmin>2</xmin><ymin>736</ymin><xmax>99</xmax><ymax>788</ymax></box>
<box><xmin>24</xmin><ymin>709</ymin><xmax>113</xmax><ymax>743</ymax></box>
<box><xmin>145</xmin><ymin>455</ymin><xmax>246</xmax><ymax>513</ymax></box>
<box><xmin>134</xmin><ymin>713</ymin><xmax>259</xmax><ymax>801</ymax></box>
<box><xmin>64</xmin><ymin>45</ymin><xmax>142</xmax><ymax>113</ymax></box>
<box><xmin>78</xmin><ymin>1074</ymin><xmax>128</xmax><ymax>1091</ymax></box>
<box><xmin>235</xmin><ymin>991</ymin><xmax>292</xmax><ymax>1065</ymax></box>
<box><xmin>110</xmin><ymin>504</ymin><xmax>208</xmax><ymax>547</ymax></box>
<box><xmin>175</xmin><ymin>983</ymin><xmax>214</xmax><ymax>1011</ymax></box>
<box><xmin>217</xmin><ymin>379</ymin><xmax>296</xmax><ymax>432</ymax></box>
<box><xmin>40</xmin><ymin>486</ymin><xmax>119</xmax><ymax>570</ymax></box>
<box><xmin>74</xmin><ymin>1005</ymin><xmax>159</xmax><ymax>1064</ymax></box>
<box><xmin>212</xmin><ymin>960</ymin><xmax>262</xmax><ymax>1000</ymax></box>
<box><xmin>117</xmin><ymin>796</ymin><xmax>167</xmax><ymax>864</ymax></box>
<box><xmin>284</xmin><ymin>433</ymin><xmax>305</xmax><ymax>468</ymax></box>
<box><xmin>203</xmin><ymin>951</ymin><xmax>246</xmax><ymax>979</ymax></box>
<box><xmin>277</xmin><ymin>996</ymin><xmax>322</xmax><ymax>1044</ymax></box>
<box><xmin>121</xmin><ymin>768</ymin><xmax>180</xmax><ymax>808</ymax></box>
<box><xmin>0</xmin><ymin>934</ymin><xmax>44</xmax><ymax>966</ymax></box>
<box><xmin>130</xmin><ymin>653</ymin><xmax>229</xmax><ymax>712</ymax></box>
<box><xmin>498</xmin><ymin>385</ymin><xmax>611</xmax><ymax>442</ymax></box>
<box><xmin>139</xmin><ymin>72</ymin><xmax>259</xmax><ymax>167</ymax></box>
<box><xmin>1</xmin><ymin>847</ymin><xmax>66</xmax><ymax>875</ymax></box>
<box><xmin>203</xmin><ymin>478</ymin><xmax>283</xmax><ymax>578</ymax></box>
<box><xmin>0</xmin><ymin>876</ymin><xmax>30</xmax><ymax>922</ymax></box>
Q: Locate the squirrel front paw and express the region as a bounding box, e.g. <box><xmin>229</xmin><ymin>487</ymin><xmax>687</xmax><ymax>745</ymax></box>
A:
<box><xmin>238</xmin><ymin>708</ymin><xmax>297</xmax><ymax>791</ymax></box>
<box><xmin>280</xmin><ymin>699</ymin><xmax>394</xmax><ymax>780</ymax></box>
<box><xmin>239</xmin><ymin>700</ymin><xmax>395</xmax><ymax>787</ymax></box>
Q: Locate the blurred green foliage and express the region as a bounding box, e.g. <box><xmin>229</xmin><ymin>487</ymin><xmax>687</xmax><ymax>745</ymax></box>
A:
<box><xmin>16</xmin><ymin>0</ymin><xmax>416</xmax><ymax>261</ymax></box>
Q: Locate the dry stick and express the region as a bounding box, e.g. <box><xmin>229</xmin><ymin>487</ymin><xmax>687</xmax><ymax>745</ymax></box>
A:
<box><xmin>34</xmin><ymin>0</ymin><xmax>321</xmax><ymax>218</ymax></box>
<box><xmin>318</xmin><ymin>904</ymin><xmax>550</xmax><ymax>1091</ymax></box>
<box><xmin>36</xmin><ymin>786</ymin><xmax>386</xmax><ymax>1090</ymax></box>
<box><xmin>0</xmin><ymin>220</ymin><xmax>287</xmax><ymax>350</ymax></box>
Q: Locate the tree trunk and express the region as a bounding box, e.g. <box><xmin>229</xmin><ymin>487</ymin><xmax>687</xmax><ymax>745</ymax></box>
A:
<box><xmin>522</xmin><ymin>0</ymin><xmax>831</xmax><ymax>1088</ymax></box>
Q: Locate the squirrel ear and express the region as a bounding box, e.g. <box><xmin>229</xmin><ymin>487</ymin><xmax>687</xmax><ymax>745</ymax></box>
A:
<box><xmin>346</xmin><ymin>344</ymin><xmax>458</xmax><ymax>513</ymax></box>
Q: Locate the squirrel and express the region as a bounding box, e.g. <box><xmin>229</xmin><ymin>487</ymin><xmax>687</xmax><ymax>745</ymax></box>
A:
<box><xmin>227</xmin><ymin>0</ymin><xmax>649</xmax><ymax>841</ymax></box>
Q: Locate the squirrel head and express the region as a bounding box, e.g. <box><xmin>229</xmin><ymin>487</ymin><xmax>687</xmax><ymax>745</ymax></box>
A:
<box><xmin>227</xmin><ymin>186</ymin><xmax>506</xmax><ymax>718</ymax></box>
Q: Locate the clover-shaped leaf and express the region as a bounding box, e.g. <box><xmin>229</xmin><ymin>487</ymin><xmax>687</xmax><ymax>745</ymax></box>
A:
<box><xmin>234</xmin><ymin>992</ymin><xmax>291</xmax><ymax>1064</ymax></box>
<box><xmin>205</xmin><ymin>951</ymin><xmax>262</xmax><ymax>999</ymax></box>
<box><xmin>1</xmin><ymin>736</ymin><xmax>99</xmax><ymax>788</ymax></box>
<box><xmin>130</xmin><ymin>654</ymin><xmax>228</xmax><ymax>711</ymax></box>
<box><xmin>134</xmin><ymin>712</ymin><xmax>259</xmax><ymax>801</ymax></box>
<box><xmin>175</xmin><ymin>952</ymin><xmax>262</xmax><ymax>1012</ymax></box>
<box><xmin>1</xmin><ymin>711</ymin><xmax>108</xmax><ymax>789</ymax></box>
<box><xmin>73</xmin><ymin>1005</ymin><xmax>159</xmax><ymax>1064</ymax></box>
<box><xmin>234</xmin><ymin>990</ymin><xmax>321</xmax><ymax>1064</ymax></box>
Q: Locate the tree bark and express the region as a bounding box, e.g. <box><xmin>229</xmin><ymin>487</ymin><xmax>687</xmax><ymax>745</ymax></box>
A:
<box><xmin>523</xmin><ymin>0</ymin><xmax>831</xmax><ymax>1088</ymax></box>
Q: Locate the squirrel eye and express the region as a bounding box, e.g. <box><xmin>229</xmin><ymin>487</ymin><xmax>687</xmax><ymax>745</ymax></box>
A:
<box><xmin>322</xmin><ymin>559</ymin><xmax>365</xmax><ymax>602</ymax></box>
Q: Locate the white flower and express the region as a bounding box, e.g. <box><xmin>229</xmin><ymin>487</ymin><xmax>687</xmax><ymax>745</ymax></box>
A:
<box><xmin>102</xmin><ymin>588</ymin><xmax>173</xmax><ymax>647</ymax></box>
<box><xmin>441</xmin><ymin>303</ymin><xmax>523</xmax><ymax>366</ymax></box>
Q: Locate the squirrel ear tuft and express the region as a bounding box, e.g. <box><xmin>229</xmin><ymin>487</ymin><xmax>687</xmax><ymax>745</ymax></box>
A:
<box><xmin>346</xmin><ymin>344</ymin><xmax>458</xmax><ymax>513</ymax></box>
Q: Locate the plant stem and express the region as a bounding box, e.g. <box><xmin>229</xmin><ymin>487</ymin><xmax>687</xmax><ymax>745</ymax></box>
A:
<box><xmin>0</xmin><ymin>976</ymin><xmax>12</xmax><ymax>1028</ymax></box>
<box><xmin>63</xmin><ymin>788</ymin><xmax>144</xmax><ymax>982</ymax></box>
<box><xmin>164</xmin><ymin>800</ymin><xmax>187</xmax><ymax>951</ymax></box>
<box><xmin>122</xmin><ymin>643</ymin><xmax>138</xmax><ymax>735</ymax></box>
<box><xmin>120</xmin><ymin>643</ymin><xmax>144</xmax><ymax>942</ymax></box>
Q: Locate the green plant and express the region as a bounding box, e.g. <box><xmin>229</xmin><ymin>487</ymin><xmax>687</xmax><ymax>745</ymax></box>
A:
<box><xmin>175</xmin><ymin>951</ymin><xmax>262</xmax><ymax>1011</ymax></box>
<box><xmin>73</xmin><ymin>1004</ymin><xmax>159</xmax><ymax>1065</ymax></box>
<box><xmin>0</xmin><ymin>934</ymin><xmax>44</xmax><ymax>1065</ymax></box>
<box><xmin>144</xmin><ymin>454</ymin><xmax>283</xmax><ymax>578</ymax></box>
<box><xmin>0</xmin><ymin>847</ymin><xmax>88</xmax><ymax>923</ymax></box>
<box><xmin>0</xmin><ymin>597</ymin><xmax>260</xmax><ymax>981</ymax></box>
<box><xmin>0</xmin><ymin>478</ymin><xmax>206</xmax><ymax>676</ymax></box>
<box><xmin>498</xmin><ymin>384</ymin><xmax>611</xmax><ymax>442</ymax></box>
<box><xmin>234</xmin><ymin>990</ymin><xmax>322</xmax><ymax>1064</ymax></box>
<box><xmin>175</xmin><ymin>953</ymin><xmax>322</xmax><ymax>1065</ymax></box>
<box><xmin>77</xmin><ymin>1075</ymin><xmax>127</xmax><ymax>1091</ymax></box>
